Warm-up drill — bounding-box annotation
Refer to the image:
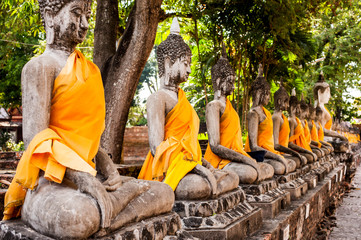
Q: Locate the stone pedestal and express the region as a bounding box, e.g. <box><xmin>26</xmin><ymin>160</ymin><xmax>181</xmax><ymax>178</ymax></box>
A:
<box><xmin>241</xmin><ymin>180</ymin><xmax>290</xmax><ymax>219</ymax></box>
<box><xmin>173</xmin><ymin>187</ymin><xmax>263</xmax><ymax>239</ymax></box>
<box><xmin>302</xmin><ymin>173</ymin><xmax>318</xmax><ymax>189</ymax></box>
<box><xmin>0</xmin><ymin>212</ymin><xmax>182</xmax><ymax>240</ymax></box>
<box><xmin>279</xmin><ymin>178</ymin><xmax>308</xmax><ymax>200</ymax></box>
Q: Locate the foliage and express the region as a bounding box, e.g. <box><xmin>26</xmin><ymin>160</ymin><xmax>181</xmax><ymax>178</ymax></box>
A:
<box><xmin>0</xmin><ymin>130</ymin><xmax>24</xmax><ymax>152</ymax></box>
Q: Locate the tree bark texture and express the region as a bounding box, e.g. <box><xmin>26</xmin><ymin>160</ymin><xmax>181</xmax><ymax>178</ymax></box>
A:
<box><xmin>95</xmin><ymin>0</ymin><xmax>163</xmax><ymax>163</ymax></box>
<box><xmin>93</xmin><ymin>0</ymin><xmax>118</xmax><ymax>78</ymax></box>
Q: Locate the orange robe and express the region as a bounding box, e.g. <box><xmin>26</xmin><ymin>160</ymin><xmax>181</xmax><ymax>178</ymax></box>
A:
<box><xmin>303</xmin><ymin>120</ymin><xmax>311</xmax><ymax>144</ymax></box>
<box><xmin>289</xmin><ymin>117</ymin><xmax>312</xmax><ymax>151</ymax></box>
<box><xmin>245</xmin><ymin>107</ymin><xmax>281</xmax><ymax>155</ymax></box>
<box><xmin>279</xmin><ymin>113</ymin><xmax>290</xmax><ymax>148</ymax></box>
<box><xmin>311</xmin><ymin>120</ymin><xmax>322</xmax><ymax>147</ymax></box>
<box><xmin>4</xmin><ymin>50</ymin><xmax>105</xmax><ymax>220</ymax></box>
<box><xmin>324</xmin><ymin>107</ymin><xmax>332</xmax><ymax>130</ymax></box>
<box><xmin>204</xmin><ymin>99</ymin><xmax>251</xmax><ymax>169</ymax></box>
<box><xmin>318</xmin><ymin>121</ymin><xmax>325</xmax><ymax>141</ymax></box>
<box><xmin>138</xmin><ymin>89</ymin><xmax>202</xmax><ymax>191</ymax></box>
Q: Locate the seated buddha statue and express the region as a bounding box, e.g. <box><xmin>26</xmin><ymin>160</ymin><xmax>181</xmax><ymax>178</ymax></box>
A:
<box><xmin>315</xmin><ymin>106</ymin><xmax>334</xmax><ymax>151</ymax></box>
<box><xmin>288</xmin><ymin>93</ymin><xmax>318</xmax><ymax>163</ymax></box>
<box><xmin>204</xmin><ymin>49</ymin><xmax>274</xmax><ymax>184</ymax></box>
<box><xmin>138</xmin><ymin>18</ymin><xmax>238</xmax><ymax>200</ymax></box>
<box><xmin>313</xmin><ymin>73</ymin><xmax>348</xmax><ymax>141</ymax></box>
<box><xmin>245</xmin><ymin>65</ymin><xmax>297</xmax><ymax>175</ymax></box>
<box><xmin>308</xmin><ymin>104</ymin><xmax>333</xmax><ymax>154</ymax></box>
<box><xmin>3</xmin><ymin>1</ymin><xmax>174</xmax><ymax>238</ymax></box>
<box><xmin>298</xmin><ymin>97</ymin><xmax>325</xmax><ymax>158</ymax></box>
<box><xmin>272</xmin><ymin>82</ymin><xmax>307</xmax><ymax>168</ymax></box>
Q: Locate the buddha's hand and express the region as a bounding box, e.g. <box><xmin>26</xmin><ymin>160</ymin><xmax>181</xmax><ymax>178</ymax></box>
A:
<box><xmin>192</xmin><ymin>164</ymin><xmax>218</xmax><ymax>197</ymax></box>
<box><xmin>103</xmin><ymin>173</ymin><xmax>123</xmax><ymax>191</ymax></box>
<box><xmin>201</xmin><ymin>158</ymin><xmax>216</xmax><ymax>172</ymax></box>
<box><xmin>65</xmin><ymin>169</ymin><xmax>113</xmax><ymax>229</ymax></box>
<box><xmin>254</xmin><ymin>165</ymin><xmax>265</xmax><ymax>182</ymax></box>
<box><xmin>312</xmin><ymin>152</ymin><xmax>318</xmax><ymax>162</ymax></box>
<box><xmin>340</xmin><ymin>135</ymin><xmax>348</xmax><ymax>142</ymax></box>
<box><xmin>277</xmin><ymin>155</ymin><xmax>289</xmax><ymax>174</ymax></box>
<box><xmin>300</xmin><ymin>155</ymin><xmax>308</xmax><ymax>165</ymax></box>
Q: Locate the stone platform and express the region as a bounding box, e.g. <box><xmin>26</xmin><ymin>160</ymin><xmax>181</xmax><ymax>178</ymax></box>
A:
<box><xmin>240</xmin><ymin>180</ymin><xmax>290</xmax><ymax>219</ymax></box>
<box><xmin>0</xmin><ymin>212</ymin><xmax>182</xmax><ymax>240</ymax></box>
<box><xmin>249</xmin><ymin>164</ymin><xmax>345</xmax><ymax>240</ymax></box>
<box><xmin>173</xmin><ymin>187</ymin><xmax>263</xmax><ymax>239</ymax></box>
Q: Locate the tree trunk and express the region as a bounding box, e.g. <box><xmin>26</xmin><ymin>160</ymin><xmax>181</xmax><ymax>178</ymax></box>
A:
<box><xmin>93</xmin><ymin>0</ymin><xmax>118</xmax><ymax>78</ymax></box>
<box><xmin>94</xmin><ymin>0</ymin><xmax>164</xmax><ymax>163</ymax></box>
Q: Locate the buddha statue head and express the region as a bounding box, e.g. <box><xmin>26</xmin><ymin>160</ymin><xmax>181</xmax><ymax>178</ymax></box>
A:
<box><xmin>274</xmin><ymin>78</ymin><xmax>289</xmax><ymax>111</ymax></box>
<box><xmin>315</xmin><ymin>106</ymin><xmax>323</xmax><ymax>122</ymax></box>
<box><xmin>299</xmin><ymin>95</ymin><xmax>309</xmax><ymax>120</ymax></box>
<box><xmin>38</xmin><ymin>0</ymin><xmax>91</xmax><ymax>51</ymax></box>
<box><xmin>289</xmin><ymin>90</ymin><xmax>300</xmax><ymax>117</ymax></box>
<box><xmin>309</xmin><ymin>104</ymin><xmax>316</xmax><ymax>121</ymax></box>
<box><xmin>314</xmin><ymin>72</ymin><xmax>330</xmax><ymax>105</ymax></box>
<box><xmin>211</xmin><ymin>45</ymin><xmax>235</xmax><ymax>98</ymax></box>
<box><xmin>251</xmin><ymin>64</ymin><xmax>270</xmax><ymax>107</ymax></box>
<box><xmin>157</xmin><ymin>18</ymin><xmax>192</xmax><ymax>90</ymax></box>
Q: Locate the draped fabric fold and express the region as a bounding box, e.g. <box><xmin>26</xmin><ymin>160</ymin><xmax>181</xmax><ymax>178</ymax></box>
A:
<box><xmin>3</xmin><ymin>50</ymin><xmax>105</xmax><ymax>220</ymax></box>
<box><xmin>311</xmin><ymin>120</ymin><xmax>322</xmax><ymax>147</ymax></box>
<box><xmin>289</xmin><ymin>117</ymin><xmax>312</xmax><ymax>151</ymax></box>
<box><xmin>204</xmin><ymin>99</ymin><xmax>252</xmax><ymax>169</ymax></box>
<box><xmin>318</xmin><ymin>121</ymin><xmax>325</xmax><ymax>141</ymax></box>
<box><xmin>303</xmin><ymin>120</ymin><xmax>311</xmax><ymax>144</ymax></box>
<box><xmin>279</xmin><ymin>114</ymin><xmax>290</xmax><ymax>148</ymax></box>
<box><xmin>324</xmin><ymin>107</ymin><xmax>332</xmax><ymax>130</ymax></box>
<box><xmin>138</xmin><ymin>89</ymin><xmax>202</xmax><ymax>191</ymax></box>
<box><xmin>245</xmin><ymin>107</ymin><xmax>281</xmax><ymax>155</ymax></box>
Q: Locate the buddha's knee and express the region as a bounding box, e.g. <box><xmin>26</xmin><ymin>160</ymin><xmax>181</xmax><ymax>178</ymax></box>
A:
<box><xmin>146</xmin><ymin>181</ymin><xmax>174</xmax><ymax>212</ymax></box>
<box><xmin>287</xmin><ymin>159</ymin><xmax>297</xmax><ymax>172</ymax></box>
<box><xmin>22</xmin><ymin>184</ymin><xmax>100</xmax><ymax>239</ymax></box>
<box><xmin>215</xmin><ymin>169</ymin><xmax>239</xmax><ymax>193</ymax></box>
<box><xmin>302</xmin><ymin>153</ymin><xmax>313</xmax><ymax>163</ymax></box>
<box><xmin>264</xmin><ymin>159</ymin><xmax>285</xmax><ymax>175</ymax></box>
<box><xmin>313</xmin><ymin>149</ymin><xmax>322</xmax><ymax>158</ymax></box>
<box><xmin>175</xmin><ymin>173</ymin><xmax>211</xmax><ymax>200</ymax></box>
<box><xmin>223</xmin><ymin>163</ymin><xmax>257</xmax><ymax>184</ymax></box>
<box><xmin>260</xmin><ymin>162</ymin><xmax>274</xmax><ymax>179</ymax></box>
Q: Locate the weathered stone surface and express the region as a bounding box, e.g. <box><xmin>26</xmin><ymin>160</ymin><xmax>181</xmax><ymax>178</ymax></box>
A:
<box><xmin>249</xmin><ymin>165</ymin><xmax>345</xmax><ymax>240</ymax></box>
<box><xmin>173</xmin><ymin>187</ymin><xmax>245</xmax><ymax>218</ymax></box>
<box><xmin>279</xmin><ymin>178</ymin><xmax>308</xmax><ymax>200</ymax></box>
<box><xmin>0</xmin><ymin>212</ymin><xmax>182</xmax><ymax>240</ymax></box>
<box><xmin>186</xmin><ymin>205</ymin><xmax>262</xmax><ymax>240</ymax></box>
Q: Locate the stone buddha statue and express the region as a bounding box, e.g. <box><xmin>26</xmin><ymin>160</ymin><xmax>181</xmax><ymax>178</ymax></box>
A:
<box><xmin>272</xmin><ymin>82</ymin><xmax>307</xmax><ymax>168</ymax></box>
<box><xmin>308</xmin><ymin>104</ymin><xmax>333</xmax><ymax>153</ymax></box>
<box><xmin>245</xmin><ymin>65</ymin><xmax>297</xmax><ymax>175</ymax></box>
<box><xmin>315</xmin><ymin>106</ymin><xmax>334</xmax><ymax>151</ymax></box>
<box><xmin>138</xmin><ymin>18</ymin><xmax>238</xmax><ymax>200</ymax></box>
<box><xmin>204</xmin><ymin>49</ymin><xmax>274</xmax><ymax>184</ymax></box>
<box><xmin>314</xmin><ymin>73</ymin><xmax>348</xmax><ymax>141</ymax></box>
<box><xmin>287</xmin><ymin>93</ymin><xmax>318</xmax><ymax>163</ymax></box>
<box><xmin>298</xmin><ymin>97</ymin><xmax>324</xmax><ymax>158</ymax></box>
<box><xmin>3</xmin><ymin>1</ymin><xmax>174</xmax><ymax>238</ymax></box>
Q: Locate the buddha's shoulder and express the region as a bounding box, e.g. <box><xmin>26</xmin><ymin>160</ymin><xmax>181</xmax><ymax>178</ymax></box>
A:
<box><xmin>22</xmin><ymin>53</ymin><xmax>62</xmax><ymax>78</ymax></box>
<box><xmin>206</xmin><ymin>99</ymin><xmax>223</xmax><ymax>109</ymax></box>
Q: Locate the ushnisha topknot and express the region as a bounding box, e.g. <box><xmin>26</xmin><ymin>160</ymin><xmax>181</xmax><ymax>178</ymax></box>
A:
<box><xmin>157</xmin><ymin>18</ymin><xmax>192</xmax><ymax>78</ymax></box>
<box><xmin>274</xmin><ymin>77</ymin><xmax>289</xmax><ymax>106</ymax></box>
<box><xmin>299</xmin><ymin>93</ymin><xmax>309</xmax><ymax>112</ymax></box>
<box><xmin>211</xmin><ymin>43</ymin><xmax>235</xmax><ymax>91</ymax></box>
<box><xmin>313</xmin><ymin>71</ymin><xmax>330</xmax><ymax>99</ymax></box>
<box><xmin>250</xmin><ymin>64</ymin><xmax>270</xmax><ymax>97</ymax></box>
<box><xmin>38</xmin><ymin>0</ymin><xmax>91</xmax><ymax>25</ymax></box>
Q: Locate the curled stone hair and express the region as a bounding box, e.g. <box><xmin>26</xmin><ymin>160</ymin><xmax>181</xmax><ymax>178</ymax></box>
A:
<box><xmin>274</xmin><ymin>78</ymin><xmax>289</xmax><ymax>108</ymax></box>
<box><xmin>250</xmin><ymin>64</ymin><xmax>270</xmax><ymax>99</ymax></box>
<box><xmin>315</xmin><ymin>106</ymin><xmax>323</xmax><ymax>116</ymax></box>
<box><xmin>211</xmin><ymin>48</ymin><xmax>235</xmax><ymax>91</ymax></box>
<box><xmin>313</xmin><ymin>72</ymin><xmax>329</xmax><ymax>100</ymax></box>
<box><xmin>38</xmin><ymin>0</ymin><xmax>91</xmax><ymax>26</ymax></box>
<box><xmin>289</xmin><ymin>95</ymin><xmax>298</xmax><ymax>108</ymax></box>
<box><xmin>309</xmin><ymin>104</ymin><xmax>316</xmax><ymax>116</ymax></box>
<box><xmin>299</xmin><ymin>98</ymin><xmax>309</xmax><ymax>112</ymax></box>
<box><xmin>157</xmin><ymin>34</ymin><xmax>192</xmax><ymax>78</ymax></box>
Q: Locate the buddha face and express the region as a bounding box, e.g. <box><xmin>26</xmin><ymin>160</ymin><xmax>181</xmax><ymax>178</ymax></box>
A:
<box><xmin>261</xmin><ymin>89</ymin><xmax>271</xmax><ymax>106</ymax></box>
<box><xmin>309</xmin><ymin>109</ymin><xmax>316</xmax><ymax>120</ymax></box>
<box><xmin>318</xmin><ymin>87</ymin><xmax>331</xmax><ymax>104</ymax></box>
<box><xmin>45</xmin><ymin>0</ymin><xmax>91</xmax><ymax>47</ymax></box>
<box><xmin>277</xmin><ymin>96</ymin><xmax>289</xmax><ymax>111</ymax></box>
<box><xmin>165</xmin><ymin>54</ymin><xmax>191</xmax><ymax>86</ymax></box>
<box><xmin>218</xmin><ymin>75</ymin><xmax>235</xmax><ymax>96</ymax></box>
